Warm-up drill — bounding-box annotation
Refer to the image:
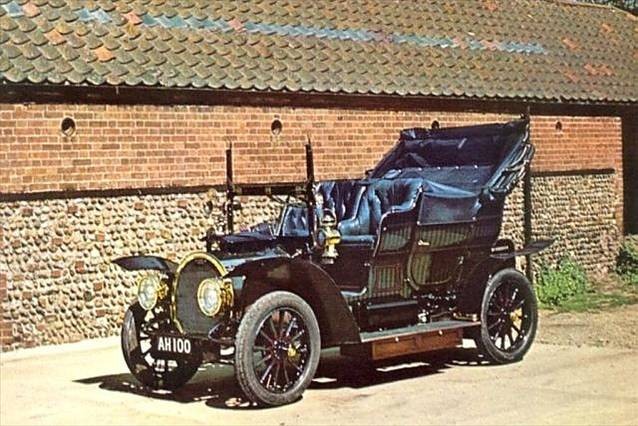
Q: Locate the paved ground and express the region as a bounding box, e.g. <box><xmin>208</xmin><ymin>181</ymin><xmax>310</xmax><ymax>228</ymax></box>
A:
<box><xmin>1</xmin><ymin>338</ymin><xmax>636</xmax><ymax>426</ymax></box>
<box><xmin>538</xmin><ymin>304</ymin><xmax>638</xmax><ymax>349</ymax></box>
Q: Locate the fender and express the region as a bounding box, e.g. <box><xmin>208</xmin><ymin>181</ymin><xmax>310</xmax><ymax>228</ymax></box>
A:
<box><xmin>112</xmin><ymin>255</ymin><xmax>178</xmax><ymax>274</ymax></box>
<box><xmin>490</xmin><ymin>239</ymin><xmax>554</xmax><ymax>260</ymax></box>
<box><xmin>457</xmin><ymin>238</ymin><xmax>553</xmax><ymax>314</ymax></box>
<box><xmin>229</xmin><ymin>256</ymin><xmax>361</xmax><ymax>347</ymax></box>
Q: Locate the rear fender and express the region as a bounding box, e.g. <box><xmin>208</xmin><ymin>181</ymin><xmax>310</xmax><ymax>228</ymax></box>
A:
<box><xmin>112</xmin><ymin>255</ymin><xmax>178</xmax><ymax>275</ymax></box>
<box><xmin>229</xmin><ymin>257</ymin><xmax>360</xmax><ymax>347</ymax></box>
<box><xmin>490</xmin><ymin>239</ymin><xmax>554</xmax><ymax>260</ymax></box>
<box><xmin>457</xmin><ymin>239</ymin><xmax>516</xmax><ymax>314</ymax></box>
<box><xmin>458</xmin><ymin>239</ymin><xmax>552</xmax><ymax>313</ymax></box>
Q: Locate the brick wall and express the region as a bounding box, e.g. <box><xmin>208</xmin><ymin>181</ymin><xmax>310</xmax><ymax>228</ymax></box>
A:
<box><xmin>530</xmin><ymin>116</ymin><xmax>624</xmax><ymax>229</ymax></box>
<box><xmin>1</xmin><ymin>104</ymin><xmax>622</xmax><ymax>192</ymax></box>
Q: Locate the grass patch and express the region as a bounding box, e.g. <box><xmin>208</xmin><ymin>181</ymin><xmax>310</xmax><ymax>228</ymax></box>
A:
<box><xmin>537</xmin><ymin>258</ymin><xmax>638</xmax><ymax>312</ymax></box>
<box><xmin>536</xmin><ymin>258</ymin><xmax>588</xmax><ymax>307</ymax></box>
<box><xmin>552</xmin><ymin>291</ymin><xmax>638</xmax><ymax>313</ymax></box>
<box><xmin>616</xmin><ymin>235</ymin><xmax>638</xmax><ymax>286</ymax></box>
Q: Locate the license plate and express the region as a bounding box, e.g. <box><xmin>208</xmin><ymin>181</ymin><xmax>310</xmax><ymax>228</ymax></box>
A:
<box><xmin>153</xmin><ymin>335</ymin><xmax>192</xmax><ymax>355</ymax></box>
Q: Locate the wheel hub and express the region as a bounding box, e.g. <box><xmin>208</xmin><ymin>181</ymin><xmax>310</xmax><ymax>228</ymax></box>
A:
<box><xmin>271</xmin><ymin>339</ymin><xmax>299</xmax><ymax>360</ymax></box>
<box><xmin>509</xmin><ymin>309</ymin><xmax>522</xmax><ymax>324</ymax></box>
<box><xmin>286</xmin><ymin>344</ymin><xmax>298</xmax><ymax>359</ymax></box>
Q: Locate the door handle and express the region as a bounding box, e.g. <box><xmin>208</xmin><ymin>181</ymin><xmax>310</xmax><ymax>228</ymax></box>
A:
<box><xmin>417</xmin><ymin>240</ymin><xmax>430</xmax><ymax>247</ymax></box>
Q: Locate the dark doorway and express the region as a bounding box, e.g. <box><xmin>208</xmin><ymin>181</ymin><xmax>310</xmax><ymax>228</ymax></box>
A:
<box><xmin>623</xmin><ymin>113</ymin><xmax>638</xmax><ymax>235</ymax></box>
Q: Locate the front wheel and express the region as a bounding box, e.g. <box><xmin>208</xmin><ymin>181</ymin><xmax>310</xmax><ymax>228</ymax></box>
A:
<box><xmin>121</xmin><ymin>303</ymin><xmax>201</xmax><ymax>390</ymax></box>
<box><xmin>234</xmin><ymin>291</ymin><xmax>321</xmax><ymax>406</ymax></box>
<box><xmin>474</xmin><ymin>268</ymin><xmax>538</xmax><ymax>364</ymax></box>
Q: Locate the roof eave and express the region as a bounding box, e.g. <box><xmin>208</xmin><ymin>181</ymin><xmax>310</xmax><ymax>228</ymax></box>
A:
<box><xmin>1</xmin><ymin>82</ymin><xmax>636</xmax><ymax>114</ymax></box>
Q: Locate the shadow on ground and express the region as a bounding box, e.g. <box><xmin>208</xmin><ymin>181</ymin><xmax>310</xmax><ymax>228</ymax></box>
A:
<box><xmin>74</xmin><ymin>347</ymin><xmax>488</xmax><ymax>409</ymax></box>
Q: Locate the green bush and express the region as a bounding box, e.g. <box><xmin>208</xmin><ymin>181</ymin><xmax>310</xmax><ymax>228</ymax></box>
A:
<box><xmin>616</xmin><ymin>236</ymin><xmax>638</xmax><ymax>286</ymax></box>
<box><xmin>536</xmin><ymin>258</ymin><xmax>589</xmax><ymax>307</ymax></box>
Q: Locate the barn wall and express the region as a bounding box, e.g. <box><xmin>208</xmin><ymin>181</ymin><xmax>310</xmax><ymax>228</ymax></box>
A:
<box><xmin>0</xmin><ymin>103</ymin><xmax>623</xmax><ymax>350</ymax></box>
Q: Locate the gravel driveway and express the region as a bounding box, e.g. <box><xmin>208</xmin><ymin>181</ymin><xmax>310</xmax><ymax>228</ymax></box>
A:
<box><xmin>1</xmin><ymin>337</ymin><xmax>636</xmax><ymax>425</ymax></box>
<box><xmin>539</xmin><ymin>304</ymin><xmax>638</xmax><ymax>349</ymax></box>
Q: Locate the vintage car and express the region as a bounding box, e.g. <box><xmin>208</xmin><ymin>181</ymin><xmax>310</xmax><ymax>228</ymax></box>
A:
<box><xmin>115</xmin><ymin>117</ymin><xmax>551</xmax><ymax>406</ymax></box>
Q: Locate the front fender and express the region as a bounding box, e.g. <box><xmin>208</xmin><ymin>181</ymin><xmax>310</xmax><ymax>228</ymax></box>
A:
<box><xmin>229</xmin><ymin>256</ymin><xmax>360</xmax><ymax>347</ymax></box>
<box><xmin>112</xmin><ymin>255</ymin><xmax>178</xmax><ymax>274</ymax></box>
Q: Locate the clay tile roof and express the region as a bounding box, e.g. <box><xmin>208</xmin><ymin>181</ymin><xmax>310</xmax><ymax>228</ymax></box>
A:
<box><xmin>0</xmin><ymin>0</ymin><xmax>636</xmax><ymax>104</ymax></box>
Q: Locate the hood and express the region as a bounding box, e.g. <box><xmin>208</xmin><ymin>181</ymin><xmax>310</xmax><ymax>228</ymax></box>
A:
<box><xmin>371</xmin><ymin>119</ymin><xmax>529</xmax><ymax>181</ymax></box>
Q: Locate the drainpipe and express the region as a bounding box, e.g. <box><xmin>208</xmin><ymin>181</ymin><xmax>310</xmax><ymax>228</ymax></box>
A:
<box><xmin>523</xmin><ymin>164</ymin><xmax>533</xmax><ymax>283</ymax></box>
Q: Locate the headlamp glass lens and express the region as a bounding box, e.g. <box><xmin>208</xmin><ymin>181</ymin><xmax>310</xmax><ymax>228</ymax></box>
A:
<box><xmin>198</xmin><ymin>279</ymin><xmax>222</xmax><ymax>316</ymax></box>
<box><xmin>137</xmin><ymin>273</ymin><xmax>159</xmax><ymax>311</ymax></box>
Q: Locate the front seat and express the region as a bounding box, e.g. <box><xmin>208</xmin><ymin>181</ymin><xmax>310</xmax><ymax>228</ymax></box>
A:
<box><xmin>339</xmin><ymin>179</ymin><xmax>422</xmax><ymax>243</ymax></box>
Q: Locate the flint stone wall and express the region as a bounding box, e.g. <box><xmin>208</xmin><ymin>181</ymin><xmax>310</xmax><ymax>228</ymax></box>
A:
<box><xmin>0</xmin><ymin>191</ymin><xmax>280</xmax><ymax>351</ymax></box>
<box><xmin>0</xmin><ymin>172</ymin><xmax>618</xmax><ymax>350</ymax></box>
<box><xmin>529</xmin><ymin>173</ymin><xmax>619</xmax><ymax>275</ymax></box>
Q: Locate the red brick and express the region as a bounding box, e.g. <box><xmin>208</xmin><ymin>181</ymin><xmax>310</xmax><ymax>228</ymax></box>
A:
<box><xmin>0</xmin><ymin>104</ymin><xmax>624</xmax><ymax>230</ymax></box>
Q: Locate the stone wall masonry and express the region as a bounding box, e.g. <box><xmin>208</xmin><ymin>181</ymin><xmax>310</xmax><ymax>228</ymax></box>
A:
<box><xmin>0</xmin><ymin>191</ymin><xmax>281</xmax><ymax>351</ymax></box>
<box><xmin>0</xmin><ymin>101</ymin><xmax>625</xmax><ymax>350</ymax></box>
<box><xmin>529</xmin><ymin>173</ymin><xmax>619</xmax><ymax>275</ymax></box>
<box><xmin>496</xmin><ymin>173</ymin><xmax>619</xmax><ymax>275</ymax></box>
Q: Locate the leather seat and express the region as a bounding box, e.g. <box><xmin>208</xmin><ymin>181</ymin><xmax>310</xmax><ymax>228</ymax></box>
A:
<box><xmin>382</xmin><ymin>165</ymin><xmax>494</xmax><ymax>191</ymax></box>
<box><xmin>279</xmin><ymin>205</ymin><xmax>309</xmax><ymax>237</ymax></box>
<box><xmin>279</xmin><ymin>181</ymin><xmax>366</xmax><ymax>237</ymax></box>
<box><xmin>339</xmin><ymin>178</ymin><xmax>422</xmax><ymax>242</ymax></box>
<box><xmin>281</xmin><ymin>179</ymin><xmax>422</xmax><ymax>242</ymax></box>
<box><xmin>316</xmin><ymin>180</ymin><xmax>366</xmax><ymax>222</ymax></box>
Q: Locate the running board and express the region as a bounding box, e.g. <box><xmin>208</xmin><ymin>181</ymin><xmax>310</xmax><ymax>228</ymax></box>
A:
<box><xmin>341</xmin><ymin>320</ymin><xmax>479</xmax><ymax>361</ymax></box>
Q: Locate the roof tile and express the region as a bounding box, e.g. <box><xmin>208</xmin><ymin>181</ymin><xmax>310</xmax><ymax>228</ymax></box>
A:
<box><xmin>0</xmin><ymin>0</ymin><xmax>635</xmax><ymax>104</ymax></box>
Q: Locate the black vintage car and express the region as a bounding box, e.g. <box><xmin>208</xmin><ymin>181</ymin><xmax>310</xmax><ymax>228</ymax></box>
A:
<box><xmin>115</xmin><ymin>118</ymin><xmax>550</xmax><ymax>406</ymax></box>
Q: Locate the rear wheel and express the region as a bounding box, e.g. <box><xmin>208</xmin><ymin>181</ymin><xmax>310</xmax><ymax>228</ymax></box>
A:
<box><xmin>121</xmin><ymin>303</ymin><xmax>201</xmax><ymax>390</ymax></box>
<box><xmin>474</xmin><ymin>268</ymin><xmax>538</xmax><ymax>364</ymax></box>
<box><xmin>235</xmin><ymin>291</ymin><xmax>321</xmax><ymax>406</ymax></box>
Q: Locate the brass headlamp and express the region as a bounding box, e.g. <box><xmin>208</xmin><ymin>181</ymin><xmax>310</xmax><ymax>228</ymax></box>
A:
<box><xmin>136</xmin><ymin>272</ymin><xmax>169</xmax><ymax>311</ymax></box>
<box><xmin>197</xmin><ymin>277</ymin><xmax>234</xmax><ymax>317</ymax></box>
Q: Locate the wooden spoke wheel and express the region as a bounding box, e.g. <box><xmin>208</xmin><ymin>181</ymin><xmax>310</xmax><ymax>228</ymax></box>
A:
<box><xmin>235</xmin><ymin>291</ymin><xmax>321</xmax><ymax>406</ymax></box>
<box><xmin>475</xmin><ymin>268</ymin><xmax>538</xmax><ymax>364</ymax></box>
<box><xmin>121</xmin><ymin>303</ymin><xmax>201</xmax><ymax>390</ymax></box>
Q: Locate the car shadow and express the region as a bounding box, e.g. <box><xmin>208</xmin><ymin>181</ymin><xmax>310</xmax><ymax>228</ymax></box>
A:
<box><xmin>74</xmin><ymin>347</ymin><xmax>489</xmax><ymax>409</ymax></box>
<box><xmin>74</xmin><ymin>363</ymin><xmax>262</xmax><ymax>409</ymax></box>
<box><xmin>310</xmin><ymin>346</ymin><xmax>488</xmax><ymax>390</ymax></box>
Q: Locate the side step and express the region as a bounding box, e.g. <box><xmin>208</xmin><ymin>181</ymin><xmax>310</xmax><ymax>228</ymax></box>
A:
<box><xmin>341</xmin><ymin>320</ymin><xmax>479</xmax><ymax>361</ymax></box>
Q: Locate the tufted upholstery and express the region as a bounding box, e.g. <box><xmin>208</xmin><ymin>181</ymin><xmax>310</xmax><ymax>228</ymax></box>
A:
<box><xmin>279</xmin><ymin>205</ymin><xmax>309</xmax><ymax>237</ymax></box>
<box><xmin>339</xmin><ymin>178</ymin><xmax>422</xmax><ymax>240</ymax></box>
<box><xmin>383</xmin><ymin>166</ymin><xmax>494</xmax><ymax>191</ymax></box>
<box><xmin>279</xmin><ymin>181</ymin><xmax>366</xmax><ymax>237</ymax></box>
<box><xmin>316</xmin><ymin>181</ymin><xmax>367</xmax><ymax>222</ymax></box>
<box><xmin>276</xmin><ymin>179</ymin><xmax>422</xmax><ymax>242</ymax></box>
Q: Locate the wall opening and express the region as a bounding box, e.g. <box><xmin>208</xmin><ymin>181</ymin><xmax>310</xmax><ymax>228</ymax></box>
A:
<box><xmin>622</xmin><ymin>113</ymin><xmax>638</xmax><ymax>234</ymax></box>
<box><xmin>60</xmin><ymin>117</ymin><xmax>76</xmax><ymax>137</ymax></box>
<box><xmin>270</xmin><ymin>119</ymin><xmax>282</xmax><ymax>136</ymax></box>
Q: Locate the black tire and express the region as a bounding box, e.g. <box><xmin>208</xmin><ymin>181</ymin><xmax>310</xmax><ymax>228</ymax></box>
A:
<box><xmin>474</xmin><ymin>268</ymin><xmax>538</xmax><ymax>364</ymax></box>
<box><xmin>121</xmin><ymin>303</ymin><xmax>201</xmax><ymax>390</ymax></box>
<box><xmin>235</xmin><ymin>291</ymin><xmax>321</xmax><ymax>406</ymax></box>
